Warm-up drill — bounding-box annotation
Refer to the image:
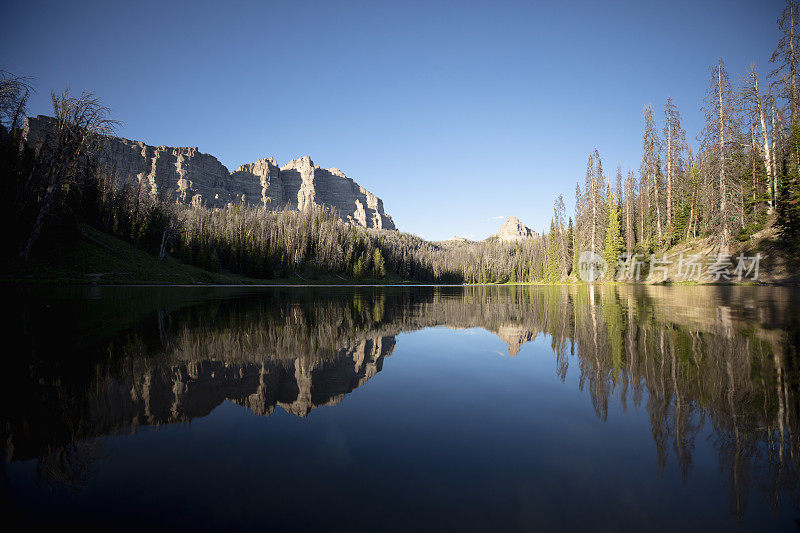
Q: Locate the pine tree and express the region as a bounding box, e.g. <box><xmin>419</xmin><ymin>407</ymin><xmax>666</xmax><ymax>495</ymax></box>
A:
<box><xmin>545</xmin><ymin>219</ymin><xmax>560</xmax><ymax>282</ymax></box>
<box><xmin>373</xmin><ymin>248</ymin><xmax>386</xmax><ymax>278</ymax></box>
<box><xmin>683</xmin><ymin>157</ymin><xmax>701</xmax><ymax>240</ymax></box>
<box><xmin>641</xmin><ymin>104</ymin><xmax>663</xmax><ymax>242</ymax></box>
<box><xmin>623</xmin><ymin>168</ymin><xmax>636</xmax><ymax>253</ymax></box>
<box><xmin>566</xmin><ymin>216</ymin><xmax>574</xmax><ymax>276</ymax></box>
<box><xmin>663</xmin><ymin>96</ymin><xmax>686</xmax><ymax>241</ymax></box>
<box><xmin>771</xmin><ymin>0</ymin><xmax>800</xmax><ymax>125</ymax></box>
<box><xmin>700</xmin><ymin>58</ymin><xmax>742</xmax><ymax>245</ymax></box>
<box><xmin>778</xmin><ymin>121</ymin><xmax>800</xmax><ymax>246</ymax></box>
<box><xmin>603</xmin><ymin>188</ymin><xmax>623</xmax><ymax>280</ymax></box>
<box><xmin>577</xmin><ymin>150</ymin><xmax>607</xmax><ymax>256</ymax></box>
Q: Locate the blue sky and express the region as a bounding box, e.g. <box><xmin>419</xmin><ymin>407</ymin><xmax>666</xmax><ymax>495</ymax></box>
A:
<box><xmin>1</xmin><ymin>0</ymin><xmax>783</xmax><ymax>240</ymax></box>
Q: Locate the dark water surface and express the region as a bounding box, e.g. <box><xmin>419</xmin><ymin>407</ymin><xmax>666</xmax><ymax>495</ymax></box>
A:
<box><xmin>2</xmin><ymin>285</ymin><xmax>799</xmax><ymax>531</ymax></box>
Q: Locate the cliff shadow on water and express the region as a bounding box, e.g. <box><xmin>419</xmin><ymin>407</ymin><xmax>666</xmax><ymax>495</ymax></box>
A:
<box><xmin>2</xmin><ymin>285</ymin><xmax>799</xmax><ymax>519</ymax></box>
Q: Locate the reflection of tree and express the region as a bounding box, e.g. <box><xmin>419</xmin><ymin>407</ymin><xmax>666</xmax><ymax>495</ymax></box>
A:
<box><xmin>2</xmin><ymin>285</ymin><xmax>799</xmax><ymax>516</ymax></box>
<box><xmin>565</xmin><ymin>285</ymin><xmax>799</xmax><ymax>521</ymax></box>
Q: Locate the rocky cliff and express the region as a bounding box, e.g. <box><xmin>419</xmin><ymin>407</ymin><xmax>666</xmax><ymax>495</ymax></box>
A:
<box><xmin>495</xmin><ymin>216</ymin><xmax>538</xmax><ymax>242</ymax></box>
<box><xmin>22</xmin><ymin>115</ymin><xmax>395</xmax><ymax>230</ymax></box>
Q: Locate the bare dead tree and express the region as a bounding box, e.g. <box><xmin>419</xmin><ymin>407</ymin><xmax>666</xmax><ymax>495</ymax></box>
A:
<box><xmin>700</xmin><ymin>59</ymin><xmax>741</xmax><ymax>246</ymax></box>
<box><xmin>19</xmin><ymin>89</ymin><xmax>119</xmax><ymax>261</ymax></box>
<box><xmin>0</xmin><ymin>70</ymin><xmax>34</xmax><ymax>132</ymax></box>
<box><xmin>641</xmin><ymin>104</ymin><xmax>663</xmax><ymax>241</ymax></box>
<box><xmin>741</xmin><ymin>64</ymin><xmax>775</xmax><ymax>213</ymax></box>
<box><xmin>578</xmin><ymin>150</ymin><xmax>607</xmax><ymax>255</ymax></box>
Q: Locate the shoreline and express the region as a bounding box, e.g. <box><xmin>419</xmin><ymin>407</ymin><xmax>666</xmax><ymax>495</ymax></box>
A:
<box><xmin>3</xmin><ymin>279</ymin><xmax>795</xmax><ymax>288</ymax></box>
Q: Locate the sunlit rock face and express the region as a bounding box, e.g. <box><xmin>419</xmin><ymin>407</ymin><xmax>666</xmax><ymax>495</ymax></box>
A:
<box><xmin>22</xmin><ymin>115</ymin><xmax>396</xmax><ymax>230</ymax></box>
<box><xmin>495</xmin><ymin>216</ymin><xmax>538</xmax><ymax>242</ymax></box>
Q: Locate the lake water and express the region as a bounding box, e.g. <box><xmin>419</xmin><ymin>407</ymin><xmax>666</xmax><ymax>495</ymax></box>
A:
<box><xmin>2</xmin><ymin>285</ymin><xmax>799</xmax><ymax>530</ymax></box>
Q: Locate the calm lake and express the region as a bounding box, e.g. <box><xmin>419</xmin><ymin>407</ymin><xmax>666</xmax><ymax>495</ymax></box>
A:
<box><xmin>2</xmin><ymin>285</ymin><xmax>799</xmax><ymax>530</ymax></box>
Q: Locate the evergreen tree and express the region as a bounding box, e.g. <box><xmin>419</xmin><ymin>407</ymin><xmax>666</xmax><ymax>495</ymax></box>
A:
<box><xmin>778</xmin><ymin>121</ymin><xmax>800</xmax><ymax>246</ymax></box>
<box><xmin>566</xmin><ymin>216</ymin><xmax>574</xmax><ymax>276</ymax></box>
<box><xmin>373</xmin><ymin>248</ymin><xmax>386</xmax><ymax>278</ymax></box>
<box><xmin>545</xmin><ymin>219</ymin><xmax>560</xmax><ymax>282</ymax></box>
<box><xmin>603</xmin><ymin>189</ymin><xmax>624</xmax><ymax>280</ymax></box>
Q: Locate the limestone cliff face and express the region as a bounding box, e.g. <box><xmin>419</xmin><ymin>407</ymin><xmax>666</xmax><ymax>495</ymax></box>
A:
<box><xmin>23</xmin><ymin>115</ymin><xmax>396</xmax><ymax>230</ymax></box>
<box><xmin>229</xmin><ymin>157</ymin><xmax>283</xmax><ymax>208</ymax></box>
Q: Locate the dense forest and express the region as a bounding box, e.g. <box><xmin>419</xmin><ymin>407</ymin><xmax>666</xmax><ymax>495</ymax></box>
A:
<box><xmin>1</xmin><ymin>0</ymin><xmax>800</xmax><ymax>283</ymax></box>
<box><xmin>568</xmin><ymin>0</ymin><xmax>800</xmax><ymax>280</ymax></box>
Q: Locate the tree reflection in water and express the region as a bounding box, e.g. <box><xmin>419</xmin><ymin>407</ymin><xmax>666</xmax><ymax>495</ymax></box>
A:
<box><xmin>2</xmin><ymin>285</ymin><xmax>798</xmax><ymax>521</ymax></box>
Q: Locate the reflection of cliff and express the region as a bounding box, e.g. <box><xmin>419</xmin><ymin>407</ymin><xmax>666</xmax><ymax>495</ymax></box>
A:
<box><xmin>92</xmin><ymin>336</ymin><xmax>394</xmax><ymax>431</ymax></box>
<box><xmin>4</xmin><ymin>285</ymin><xmax>799</xmax><ymax>519</ymax></box>
<box><xmin>494</xmin><ymin>325</ymin><xmax>538</xmax><ymax>356</ymax></box>
<box><xmin>5</xmin><ymin>332</ymin><xmax>394</xmax><ymax>464</ymax></box>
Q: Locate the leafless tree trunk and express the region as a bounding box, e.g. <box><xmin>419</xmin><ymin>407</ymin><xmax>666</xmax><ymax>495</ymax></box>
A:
<box><xmin>591</xmin><ymin>157</ymin><xmax>598</xmax><ymax>253</ymax></box>
<box><xmin>772</xmin><ymin>0</ymin><xmax>800</xmax><ymax>124</ymax></box>
<box><xmin>19</xmin><ymin>89</ymin><xmax>119</xmax><ymax>261</ymax></box>
<box><xmin>743</xmin><ymin>65</ymin><xmax>774</xmax><ymax>213</ymax></box>
<box><xmin>751</xmin><ymin>125</ymin><xmax>758</xmax><ymax>219</ymax></box>
<box><xmin>718</xmin><ymin>65</ymin><xmax>727</xmax><ymax>242</ymax></box>
<box><xmin>700</xmin><ymin>59</ymin><xmax>739</xmax><ymax>246</ymax></box>
<box><xmin>772</xmin><ymin>102</ymin><xmax>781</xmax><ymax>209</ymax></box>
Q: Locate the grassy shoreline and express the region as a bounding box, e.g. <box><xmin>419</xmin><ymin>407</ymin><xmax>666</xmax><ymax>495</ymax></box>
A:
<box><xmin>3</xmin><ymin>224</ymin><xmax>796</xmax><ymax>287</ymax></box>
<box><xmin>0</xmin><ymin>224</ymin><xmax>423</xmax><ymax>286</ymax></box>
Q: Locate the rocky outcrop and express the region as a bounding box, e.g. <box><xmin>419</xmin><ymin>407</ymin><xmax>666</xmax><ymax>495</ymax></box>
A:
<box><xmin>22</xmin><ymin>115</ymin><xmax>395</xmax><ymax>230</ymax></box>
<box><xmin>495</xmin><ymin>216</ymin><xmax>538</xmax><ymax>242</ymax></box>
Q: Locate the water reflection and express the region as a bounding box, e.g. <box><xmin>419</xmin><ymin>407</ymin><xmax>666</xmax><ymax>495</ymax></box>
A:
<box><xmin>2</xmin><ymin>285</ymin><xmax>799</xmax><ymax>524</ymax></box>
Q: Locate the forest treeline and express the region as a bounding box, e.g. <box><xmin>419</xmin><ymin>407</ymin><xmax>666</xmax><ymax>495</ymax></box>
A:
<box><xmin>0</xmin><ymin>85</ymin><xmax>544</xmax><ymax>283</ymax></box>
<box><xmin>2</xmin><ymin>1</ymin><xmax>800</xmax><ymax>283</ymax></box>
<box><xmin>565</xmin><ymin>0</ymin><xmax>800</xmax><ymax>281</ymax></box>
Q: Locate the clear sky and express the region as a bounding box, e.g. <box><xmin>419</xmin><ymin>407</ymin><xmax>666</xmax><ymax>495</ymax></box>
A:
<box><xmin>1</xmin><ymin>0</ymin><xmax>783</xmax><ymax>240</ymax></box>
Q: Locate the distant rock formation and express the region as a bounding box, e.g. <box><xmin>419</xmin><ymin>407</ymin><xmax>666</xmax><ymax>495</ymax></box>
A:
<box><xmin>495</xmin><ymin>216</ymin><xmax>538</xmax><ymax>242</ymax></box>
<box><xmin>440</xmin><ymin>236</ymin><xmax>471</xmax><ymax>244</ymax></box>
<box><xmin>22</xmin><ymin>115</ymin><xmax>395</xmax><ymax>230</ymax></box>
